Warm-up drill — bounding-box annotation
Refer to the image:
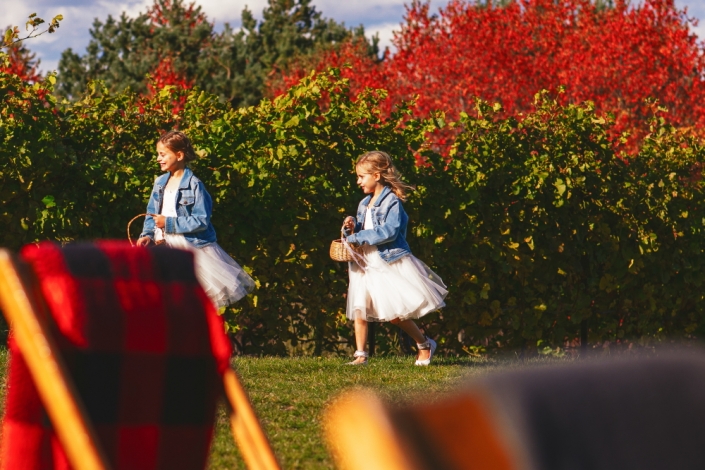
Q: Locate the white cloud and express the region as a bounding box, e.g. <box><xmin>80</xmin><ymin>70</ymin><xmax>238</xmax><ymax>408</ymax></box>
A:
<box><xmin>195</xmin><ymin>0</ymin><xmax>268</xmax><ymax>25</ymax></box>
<box><xmin>311</xmin><ymin>0</ymin><xmax>408</xmax><ymax>23</ymax></box>
<box><xmin>40</xmin><ymin>59</ymin><xmax>59</xmax><ymax>73</ymax></box>
<box><xmin>366</xmin><ymin>21</ymin><xmax>401</xmax><ymax>54</ymax></box>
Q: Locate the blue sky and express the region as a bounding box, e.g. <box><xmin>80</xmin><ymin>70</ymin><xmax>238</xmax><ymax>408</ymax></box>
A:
<box><xmin>2</xmin><ymin>0</ymin><xmax>704</xmax><ymax>74</ymax></box>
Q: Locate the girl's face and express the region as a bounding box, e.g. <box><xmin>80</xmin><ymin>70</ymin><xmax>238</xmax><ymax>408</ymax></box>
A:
<box><xmin>356</xmin><ymin>165</ymin><xmax>382</xmax><ymax>194</ymax></box>
<box><xmin>156</xmin><ymin>142</ymin><xmax>185</xmax><ymax>173</ymax></box>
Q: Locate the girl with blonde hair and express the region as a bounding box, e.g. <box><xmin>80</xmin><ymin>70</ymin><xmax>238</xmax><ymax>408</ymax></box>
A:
<box><xmin>343</xmin><ymin>151</ymin><xmax>447</xmax><ymax>365</ymax></box>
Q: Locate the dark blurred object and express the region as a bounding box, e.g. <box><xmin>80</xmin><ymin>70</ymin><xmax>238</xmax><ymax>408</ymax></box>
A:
<box><xmin>326</xmin><ymin>352</ymin><xmax>705</xmax><ymax>470</ymax></box>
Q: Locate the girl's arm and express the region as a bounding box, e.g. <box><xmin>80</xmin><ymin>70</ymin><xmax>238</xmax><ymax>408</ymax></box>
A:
<box><xmin>164</xmin><ymin>181</ymin><xmax>212</xmax><ymax>235</ymax></box>
<box><xmin>346</xmin><ymin>199</ymin><xmax>404</xmax><ymax>246</ymax></box>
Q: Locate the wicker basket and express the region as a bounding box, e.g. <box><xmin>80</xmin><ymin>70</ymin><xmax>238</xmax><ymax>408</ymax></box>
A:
<box><xmin>127</xmin><ymin>213</ymin><xmax>165</xmax><ymax>247</ymax></box>
<box><xmin>330</xmin><ymin>231</ymin><xmax>363</xmax><ymax>262</ymax></box>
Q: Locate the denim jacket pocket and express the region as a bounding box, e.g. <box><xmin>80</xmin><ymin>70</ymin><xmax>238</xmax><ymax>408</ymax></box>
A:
<box><xmin>179</xmin><ymin>190</ymin><xmax>195</xmax><ymax>206</ymax></box>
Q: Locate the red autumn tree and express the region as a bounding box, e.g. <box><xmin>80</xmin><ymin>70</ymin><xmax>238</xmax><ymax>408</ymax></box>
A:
<box><xmin>0</xmin><ymin>42</ymin><xmax>41</xmax><ymax>82</ymax></box>
<box><xmin>144</xmin><ymin>0</ymin><xmax>202</xmax><ymax>95</ymax></box>
<box><xmin>268</xmin><ymin>37</ymin><xmax>384</xmax><ymax>96</ymax></box>
<box><xmin>141</xmin><ymin>1</ymin><xmax>202</xmax><ymax>114</ymax></box>
<box><xmin>271</xmin><ymin>0</ymin><xmax>705</xmax><ymax>141</ymax></box>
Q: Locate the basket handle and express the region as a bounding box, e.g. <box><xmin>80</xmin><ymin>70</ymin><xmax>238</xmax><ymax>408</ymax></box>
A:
<box><xmin>127</xmin><ymin>213</ymin><xmax>150</xmax><ymax>247</ymax></box>
<box><xmin>340</xmin><ymin>224</ymin><xmax>367</xmax><ymax>271</ymax></box>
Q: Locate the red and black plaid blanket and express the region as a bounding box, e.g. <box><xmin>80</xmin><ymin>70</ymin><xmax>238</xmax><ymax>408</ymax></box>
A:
<box><xmin>1</xmin><ymin>241</ymin><xmax>232</xmax><ymax>470</ymax></box>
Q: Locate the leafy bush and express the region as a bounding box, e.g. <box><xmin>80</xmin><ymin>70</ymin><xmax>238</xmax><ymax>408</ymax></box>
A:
<box><xmin>2</xmin><ymin>60</ymin><xmax>705</xmax><ymax>354</ymax></box>
<box><xmin>412</xmin><ymin>95</ymin><xmax>705</xmax><ymax>352</ymax></box>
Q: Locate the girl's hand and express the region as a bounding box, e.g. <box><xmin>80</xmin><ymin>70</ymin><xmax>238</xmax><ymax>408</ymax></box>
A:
<box><xmin>151</xmin><ymin>214</ymin><xmax>166</xmax><ymax>229</ymax></box>
<box><xmin>343</xmin><ymin>216</ymin><xmax>355</xmax><ymax>232</ymax></box>
<box><xmin>136</xmin><ymin>236</ymin><xmax>152</xmax><ymax>247</ymax></box>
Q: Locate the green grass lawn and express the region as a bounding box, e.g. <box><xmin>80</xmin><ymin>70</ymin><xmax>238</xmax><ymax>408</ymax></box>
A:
<box><xmin>0</xmin><ymin>351</ymin><xmax>532</xmax><ymax>469</ymax></box>
<box><xmin>209</xmin><ymin>355</ymin><xmax>510</xmax><ymax>469</ymax></box>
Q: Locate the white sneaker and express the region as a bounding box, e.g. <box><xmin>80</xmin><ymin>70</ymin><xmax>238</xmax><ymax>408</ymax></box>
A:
<box><xmin>346</xmin><ymin>350</ymin><xmax>368</xmax><ymax>366</ymax></box>
<box><xmin>415</xmin><ymin>338</ymin><xmax>437</xmax><ymax>366</ymax></box>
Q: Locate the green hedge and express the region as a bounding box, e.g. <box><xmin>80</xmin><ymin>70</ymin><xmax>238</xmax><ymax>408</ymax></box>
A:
<box><xmin>2</xmin><ymin>61</ymin><xmax>705</xmax><ymax>354</ymax></box>
<box><xmin>414</xmin><ymin>98</ymin><xmax>705</xmax><ymax>352</ymax></box>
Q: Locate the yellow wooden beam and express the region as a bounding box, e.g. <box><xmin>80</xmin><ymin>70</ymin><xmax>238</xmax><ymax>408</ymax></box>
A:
<box><xmin>223</xmin><ymin>368</ymin><xmax>281</xmax><ymax>470</ymax></box>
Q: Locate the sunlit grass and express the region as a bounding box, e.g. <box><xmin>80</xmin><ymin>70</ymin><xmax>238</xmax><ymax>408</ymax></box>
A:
<box><xmin>0</xmin><ymin>351</ymin><xmax>539</xmax><ymax>469</ymax></box>
<box><xmin>208</xmin><ymin>355</ymin><xmax>499</xmax><ymax>469</ymax></box>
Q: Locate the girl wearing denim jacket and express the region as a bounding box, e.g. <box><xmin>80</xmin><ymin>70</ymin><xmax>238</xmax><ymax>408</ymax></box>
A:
<box><xmin>343</xmin><ymin>151</ymin><xmax>447</xmax><ymax>365</ymax></box>
<box><xmin>137</xmin><ymin>131</ymin><xmax>254</xmax><ymax>307</ymax></box>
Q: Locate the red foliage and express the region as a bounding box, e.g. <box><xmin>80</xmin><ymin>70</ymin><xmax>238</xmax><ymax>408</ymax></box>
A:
<box><xmin>269</xmin><ymin>39</ymin><xmax>385</xmax><ymax>98</ymax></box>
<box><xmin>272</xmin><ymin>0</ymin><xmax>705</xmax><ymax>142</ymax></box>
<box><xmin>1</xmin><ymin>44</ymin><xmax>41</xmax><ymax>83</ymax></box>
<box><xmin>143</xmin><ymin>0</ymin><xmax>205</xmax><ymax>114</ymax></box>
<box><xmin>146</xmin><ymin>57</ymin><xmax>192</xmax><ymax>114</ymax></box>
<box><xmin>148</xmin><ymin>57</ymin><xmax>193</xmax><ymax>92</ymax></box>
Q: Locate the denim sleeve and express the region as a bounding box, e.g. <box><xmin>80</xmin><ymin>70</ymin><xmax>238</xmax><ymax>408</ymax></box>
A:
<box><xmin>138</xmin><ymin>184</ymin><xmax>158</xmax><ymax>240</ymax></box>
<box><xmin>346</xmin><ymin>200</ymin><xmax>402</xmax><ymax>246</ymax></box>
<box><xmin>165</xmin><ymin>181</ymin><xmax>212</xmax><ymax>234</ymax></box>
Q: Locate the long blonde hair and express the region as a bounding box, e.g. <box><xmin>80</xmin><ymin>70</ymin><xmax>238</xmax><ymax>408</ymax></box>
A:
<box><xmin>356</xmin><ymin>151</ymin><xmax>415</xmax><ymax>202</ymax></box>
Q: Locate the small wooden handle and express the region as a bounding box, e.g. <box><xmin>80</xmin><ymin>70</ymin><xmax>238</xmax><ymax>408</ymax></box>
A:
<box><xmin>126</xmin><ymin>214</ymin><xmax>150</xmax><ymax>247</ymax></box>
<box><xmin>223</xmin><ymin>369</ymin><xmax>281</xmax><ymax>470</ymax></box>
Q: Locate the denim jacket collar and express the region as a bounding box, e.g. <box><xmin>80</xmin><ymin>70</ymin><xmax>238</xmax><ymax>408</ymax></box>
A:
<box><xmin>156</xmin><ymin>166</ymin><xmax>194</xmax><ymax>189</ymax></box>
<box><xmin>178</xmin><ymin>167</ymin><xmax>194</xmax><ymax>189</ymax></box>
<box><xmin>364</xmin><ymin>186</ymin><xmax>392</xmax><ymax>208</ymax></box>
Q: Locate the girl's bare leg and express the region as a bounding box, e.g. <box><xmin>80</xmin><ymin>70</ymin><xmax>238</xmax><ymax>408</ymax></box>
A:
<box><xmin>352</xmin><ymin>315</ymin><xmax>368</xmax><ymax>364</ymax></box>
<box><xmin>391</xmin><ymin>319</ymin><xmax>431</xmax><ymax>361</ymax></box>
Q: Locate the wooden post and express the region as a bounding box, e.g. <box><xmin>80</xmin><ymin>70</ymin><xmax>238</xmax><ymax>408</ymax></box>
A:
<box><xmin>0</xmin><ymin>250</ymin><xmax>109</xmax><ymax>470</ymax></box>
<box><xmin>223</xmin><ymin>368</ymin><xmax>281</xmax><ymax>470</ymax></box>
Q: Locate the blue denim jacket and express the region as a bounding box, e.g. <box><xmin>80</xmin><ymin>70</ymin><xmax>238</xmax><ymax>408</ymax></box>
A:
<box><xmin>344</xmin><ymin>186</ymin><xmax>411</xmax><ymax>263</ymax></box>
<box><xmin>139</xmin><ymin>167</ymin><xmax>217</xmax><ymax>248</ymax></box>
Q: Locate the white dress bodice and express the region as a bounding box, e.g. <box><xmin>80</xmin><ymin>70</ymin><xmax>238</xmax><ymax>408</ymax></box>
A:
<box><xmin>161</xmin><ymin>189</ymin><xmax>178</xmax><ymax>217</ymax></box>
<box><xmin>363</xmin><ymin>207</ymin><xmax>373</xmax><ymax>230</ymax></box>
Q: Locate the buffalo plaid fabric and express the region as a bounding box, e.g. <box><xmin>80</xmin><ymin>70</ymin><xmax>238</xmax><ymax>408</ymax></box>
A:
<box><xmin>1</xmin><ymin>241</ymin><xmax>232</xmax><ymax>470</ymax></box>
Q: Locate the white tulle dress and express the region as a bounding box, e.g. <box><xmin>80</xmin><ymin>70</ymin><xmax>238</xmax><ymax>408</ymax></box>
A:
<box><xmin>346</xmin><ymin>208</ymin><xmax>447</xmax><ymax>322</ymax></box>
<box><xmin>155</xmin><ymin>188</ymin><xmax>255</xmax><ymax>308</ymax></box>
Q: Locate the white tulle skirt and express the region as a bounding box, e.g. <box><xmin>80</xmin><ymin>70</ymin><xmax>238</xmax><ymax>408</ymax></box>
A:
<box><xmin>164</xmin><ymin>234</ymin><xmax>255</xmax><ymax>308</ymax></box>
<box><xmin>346</xmin><ymin>245</ymin><xmax>447</xmax><ymax>322</ymax></box>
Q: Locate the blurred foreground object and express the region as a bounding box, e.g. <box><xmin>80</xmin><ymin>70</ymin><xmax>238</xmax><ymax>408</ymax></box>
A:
<box><xmin>0</xmin><ymin>242</ymin><xmax>279</xmax><ymax>470</ymax></box>
<box><xmin>326</xmin><ymin>353</ymin><xmax>705</xmax><ymax>470</ymax></box>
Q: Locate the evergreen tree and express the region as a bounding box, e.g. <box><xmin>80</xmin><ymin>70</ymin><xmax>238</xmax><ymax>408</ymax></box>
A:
<box><xmin>56</xmin><ymin>0</ymin><xmax>374</xmax><ymax>107</ymax></box>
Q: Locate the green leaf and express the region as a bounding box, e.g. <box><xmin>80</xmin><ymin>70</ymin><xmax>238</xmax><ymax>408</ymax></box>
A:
<box><xmin>284</xmin><ymin>115</ymin><xmax>300</xmax><ymax>128</ymax></box>
<box><xmin>41</xmin><ymin>195</ymin><xmax>56</xmax><ymax>208</ymax></box>
<box><xmin>554</xmin><ymin>178</ymin><xmax>566</xmax><ymax>196</ymax></box>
